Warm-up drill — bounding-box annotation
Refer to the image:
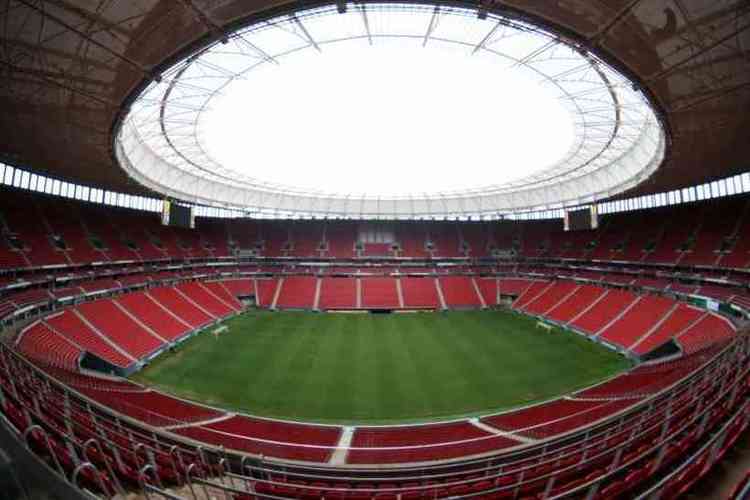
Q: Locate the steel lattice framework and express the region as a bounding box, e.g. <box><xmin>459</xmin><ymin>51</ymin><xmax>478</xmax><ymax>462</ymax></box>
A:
<box><xmin>116</xmin><ymin>2</ymin><xmax>665</xmax><ymax>218</ymax></box>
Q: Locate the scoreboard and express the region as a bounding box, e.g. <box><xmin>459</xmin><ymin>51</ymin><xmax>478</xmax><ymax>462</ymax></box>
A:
<box><xmin>564</xmin><ymin>206</ymin><xmax>598</xmax><ymax>231</ymax></box>
<box><xmin>161</xmin><ymin>200</ymin><xmax>195</xmax><ymax>229</ymax></box>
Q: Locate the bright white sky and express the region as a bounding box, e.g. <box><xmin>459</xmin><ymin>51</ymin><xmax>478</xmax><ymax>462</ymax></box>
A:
<box><xmin>202</xmin><ymin>38</ymin><xmax>573</xmax><ymax>197</ymax></box>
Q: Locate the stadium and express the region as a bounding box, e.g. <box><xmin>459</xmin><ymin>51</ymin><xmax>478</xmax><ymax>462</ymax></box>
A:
<box><xmin>0</xmin><ymin>0</ymin><xmax>749</xmax><ymax>499</ymax></box>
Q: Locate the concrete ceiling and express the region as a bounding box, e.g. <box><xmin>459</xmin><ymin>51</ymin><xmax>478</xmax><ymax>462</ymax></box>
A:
<box><xmin>0</xmin><ymin>0</ymin><xmax>748</xmax><ymax>201</ymax></box>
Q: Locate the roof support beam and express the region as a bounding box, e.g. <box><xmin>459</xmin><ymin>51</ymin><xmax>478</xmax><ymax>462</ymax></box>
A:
<box><xmin>178</xmin><ymin>0</ymin><xmax>227</xmax><ymax>43</ymax></box>
<box><xmin>651</xmin><ymin>1</ymin><xmax>750</xmax><ymax>44</ymax></box>
<box><xmin>1</xmin><ymin>38</ymin><xmax>115</xmax><ymax>72</ymax></box>
<box><xmin>291</xmin><ymin>14</ymin><xmax>320</xmax><ymax>52</ymax></box>
<box><xmin>588</xmin><ymin>0</ymin><xmax>646</xmax><ymax>47</ymax></box>
<box><xmin>473</xmin><ymin>21</ymin><xmax>502</xmax><ymax>55</ymax></box>
<box><xmin>647</xmin><ymin>20</ymin><xmax>750</xmax><ymax>82</ymax></box>
<box><xmin>0</xmin><ymin>59</ymin><xmax>115</xmax><ymax>107</ymax></box>
<box><xmin>359</xmin><ymin>4</ymin><xmax>372</xmax><ymax>46</ymax></box>
<box><xmin>670</xmin><ymin>79</ymin><xmax>750</xmax><ymax>112</ymax></box>
<box><xmin>178</xmin><ymin>0</ymin><xmax>277</xmax><ymax>65</ymax></box>
<box><xmin>1</xmin><ymin>61</ymin><xmax>110</xmax><ymax>87</ymax></box>
<box><xmin>14</xmin><ymin>0</ymin><xmax>153</xmax><ymax>77</ymax></box>
<box><xmin>513</xmin><ymin>39</ymin><xmax>556</xmax><ymax>68</ymax></box>
<box><xmin>422</xmin><ymin>6</ymin><xmax>439</xmax><ymax>47</ymax></box>
<box><xmin>40</xmin><ymin>0</ymin><xmax>131</xmax><ymax>38</ymax></box>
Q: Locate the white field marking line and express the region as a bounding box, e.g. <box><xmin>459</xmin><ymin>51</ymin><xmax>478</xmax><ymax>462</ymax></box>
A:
<box><xmin>329</xmin><ymin>426</ymin><xmax>355</xmax><ymax>465</ymax></box>
<box><xmin>161</xmin><ymin>412</ymin><xmax>236</xmax><ymax>431</ymax></box>
<box><xmin>469</xmin><ymin>418</ymin><xmax>537</xmax><ymax>444</ymax></box>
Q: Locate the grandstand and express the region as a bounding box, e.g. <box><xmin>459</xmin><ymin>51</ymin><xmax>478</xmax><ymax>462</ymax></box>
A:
<box><xmin>1</xmin><ymin>1</ymin><xmax>750</xmax><ymax>499</ymax></box>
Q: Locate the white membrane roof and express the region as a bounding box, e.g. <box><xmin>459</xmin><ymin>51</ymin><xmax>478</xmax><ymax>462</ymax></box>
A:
<box><xmin>116</xmin><ymin>2</ymin><xmax>665</xmax><ymax>218</ymax></box>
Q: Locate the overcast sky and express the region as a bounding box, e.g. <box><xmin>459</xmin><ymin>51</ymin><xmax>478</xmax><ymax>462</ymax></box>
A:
<box><xmin>202</xmin><ymin>38</ymin><xmax>573</xmax><ymax>197</ymax></box>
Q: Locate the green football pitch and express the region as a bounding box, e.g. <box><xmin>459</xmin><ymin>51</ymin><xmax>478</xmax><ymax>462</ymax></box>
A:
<box><xmin>133</xmin><ymin>310</ymin><xmax>631</xmax><ymax>424</ymax></box>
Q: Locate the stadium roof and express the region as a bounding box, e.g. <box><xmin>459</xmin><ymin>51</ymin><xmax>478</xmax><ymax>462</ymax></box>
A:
<box><xmin>116</xmin><ymin>3</ymin><xmax>663</xmax><ymax>217</ymax></box>
<box><xmin>1</xmin><ymin>1</ymin><xmax>748</xmax><ymax>216</ymax></box>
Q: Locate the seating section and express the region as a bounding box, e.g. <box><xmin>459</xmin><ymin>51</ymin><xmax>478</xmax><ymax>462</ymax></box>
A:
<box><xmin>77</xmin><ymin>387</ymin><xmax>224</xmax><ymax>427</ymax></box>
<box><xmin>523</xmin><ymin>281</ymin><xmax>579</xmax><ymax>316</ymax></box>
<box><xmin>275</xmin><ymin>276</ymin><xmax>317</xmax><ymax>309</ymax></box>
<box><xmin>148</xmin><ymin>286</ymin><xmax>214</xmax><ymax>328</ymax></box>
<box><xmin>45</xmin><ymin>310</ymin><xmax>134</xmax><ymax>368</ymax></box>
<box><xmin>220</xmin><ymin>279</ymin><xmax>253</xmax><ymax>298</ymax></box>
<box><xmin>0</xmin><ymin>188</ymin><xmax>750</xmax><ymax>274</ymax></box>
<box><xmin>254</xmin><ymin>278</ymin><xmax>279</xmax><ymax>307</ymax></box>
<box><xmin>476</xmin><ymin>278</ymin><xmax>497</xmax><ymax>306</ymax></box>
<box><xmin>575</xmin><ymin>354</ymin><xmax>706</xmax><ymax>399</ymax></box>
<box><xmin>545</xmin><ymin>285</ymin><xmax>606</xmax><ymax>324</ymax></box>
<box><xmin>325</xmin><ymin>223</ymin><xmax>356</xmax><ymax>258</ymax></box>
<box><xmin>513</xmin><ymin>399</ymin><xmax>638</xmax><ymax>439</ymax></box>
<box><xmin>396</xmin><ymin>223</ymin><xmax>429</xmax><ymax>258</ymax></box>
<box><xmin>0</xmin><ymin>289</ymin><xmax>52</xmax><ymax>319</ymax></box>
<box><xmin>318</xmin><ymin>277</ymin><xmax>357</xmax><ymax>309</ymax></box>
<box><xmin>720</xmin><ymin>212</ymin><xmax>750</xmax><ymax>268</ymax></box>
<box><xmin>174</xmin><ymin>415</ymin><xmax>342</xmax><ymax>463</ymax></box>
<box><xmin>598</xmin><ymin>295</ymin><xmax>674</xmax><ymax>348</ymax></box>
<box><xmin>678</xmin><ymin>313</ymin><xmax>735</xmax><ymax>353</ymax></box>
<box><xmin>77</xmin><ymin>300</ymin><xmax>165</xmax><ymax>359</ymax></box>
<box><xmin>439</xmin><ymin>276</ymin><xmax>481</xmax><ymax>307</ymax></box>
<box><xmin>202</xmin><ymin>281</ymin><xmax>243</xmax><ymax>310</ymax></box>
<box><xmin>2</xmin><ymin>188</ymin><xmax>750</xmax><ymax>499</ymax></box>
<box><xmin>176</xmin><ymin>281</ymin><xmax>234</xmax><ymax>318</ymax></box>
<box><xmin>259</xmin><ymin>222</ymin><xmax>288</xmax><ymax>257</ymax></box>
<box><xmin>430</xmin><ymin>223</ymin><xmax>463</xmax><ymax>257</ymax></box>
<box><xmin>288</xmin><ymin>222</ymin><xmax>324</xmax><ymax>257</ymax></box>
<box><xmin>569</xmin><ymin>289</ymin><xmax>637</xmax><ymax>335</ymax></box>
<box><xmin>116</xmin><ymin>292</ymin><xmax>192</xmax><ymax>342</ymax></box>
<box><xmin>362</xmin><ymin>242</ymin><xmax>393</xmax><ymax>257</ymax></box>
<box><xmin>483</xmin><ymin>398</ymin><xmax>611</xmax><ymax>434</ymax></box>
<box><xmin>513</xmin><ymin>281</ymin><xmax>552</xmax><ymax>309</ymax></box>
<box><xmin>498</xmin><ymin>278</ymin><xmax>534</xmax><ymax>296</ymax></box>
<box><xmin>16</xmin><ymin>322</ymin><xmax>82</xmax><ymax>369</ymax></box>
<box><xmin>361</xmin><ymin>277</ymin><xmax>400</xmax><ymax>308</ymax></box>
<box><xmin>348</xmin><ymin>422</ymin><xmax>519</xmax><ymax>464</ymax></box>
<box><xmin>401</xmin><ymin>277</ymin><xmax>440</xmax><ymax>308</ymax></box>
<box><xmin>0</xmin><ymin>278</ymin><xmax>746</xmax><ymax>500</ymax></box>
<box><xmin>632</xmin><ymin>304</ymin><xmax>706</xmax><ymax>355</ymax></box>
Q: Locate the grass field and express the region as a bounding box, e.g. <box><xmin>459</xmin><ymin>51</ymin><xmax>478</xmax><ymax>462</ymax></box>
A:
<box><xmin>133</xmin><ymin>310</ymin><xmax>631</xmax><ymax>424</ymax></box>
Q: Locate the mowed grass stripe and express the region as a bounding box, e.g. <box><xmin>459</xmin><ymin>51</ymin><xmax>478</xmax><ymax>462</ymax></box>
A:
<box><xmin>133</xmin><ymin>310</ymin><xmax>631</xmax><ymax>424</ymax></box>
